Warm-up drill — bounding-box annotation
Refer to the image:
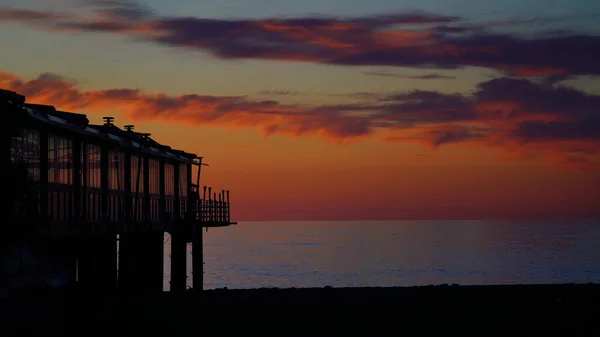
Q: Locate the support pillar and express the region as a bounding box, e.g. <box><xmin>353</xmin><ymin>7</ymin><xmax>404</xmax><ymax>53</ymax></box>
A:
<box><xmin>170</xmin><ymin>221</ymin><xmax>187</xmax><ymax>292</ymax></box>
<box><xmin>140</xmin><ymin>232</ymin><xmax>164</xmax><ymax>291</ymax></box>
<box><xmin>170</xmin><ymin>161</ymin><xmax>186</xmax><ymax>292</ymax></box>
<box><xmin>44</xmin><ymin>238</ymin><xmax>77</xmax><ymax>288</ymax></box>
<box><xmin>191</xmin><ymin>158</ymin><xmax>203</xmax><ymax>291</ymax></box>
<box><xmin>119</xmin><ymin>232</ymin><xmax>164</xmax><ymax>291</ymax></box>
<box><xmin>77</xmin><ymin>235</ymin><xmax>117</xmax><ymax>290</ymax></box>
<box><xmin>192</xmin><ymin>222</ymin><xmax>203</xmax><ymax>291</ymax></box>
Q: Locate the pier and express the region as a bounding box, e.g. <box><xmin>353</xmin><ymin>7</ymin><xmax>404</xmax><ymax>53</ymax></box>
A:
<box><xmin>1</xmin><ymin>88</ymin><xmax>235</xmax><ymax>292</ymax></box>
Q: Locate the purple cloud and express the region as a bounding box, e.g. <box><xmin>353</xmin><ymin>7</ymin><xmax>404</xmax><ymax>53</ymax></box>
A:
<box><xmin>362</xmin><ymin>71</ymin><xmax>456</xmax><ymax>80</ymax></box>
<box><xmin>1</xmin><ymin>2</ymin><xmax>599</xmax><ymax>76</ymax></box>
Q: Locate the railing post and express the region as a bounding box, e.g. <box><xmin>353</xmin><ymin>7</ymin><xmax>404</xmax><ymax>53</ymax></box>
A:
<box><xmin>202</xmin><ymin>186</ymin><xmax>207</xmax><ymax>223</ymax></box>
<box><xmin>226</xmin><ymin>190</ymin><xmax>230</xmax><ymax>224</ymax></box>
<box><xmin>218</xmin><ymin>191</ymin><xmax>223</xmax><ymax>223</ymax></box>
<box><xmin>213</xmin><ymin>192</ymin><xmax>217</xmax><ymax>223</ymax></box>
<box><xmin>223</xmin><ymin>191</ymin><xmax>226</xmax><ymax>223</ymax></box>
<box><xmin>208</xmin><ymin>187</ymin><xmax>212</xmax><ymax>223</ymax></box>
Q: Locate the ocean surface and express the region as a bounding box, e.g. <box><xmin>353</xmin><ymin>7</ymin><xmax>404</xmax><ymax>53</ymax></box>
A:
<box><xmin>162</xmin><ymin>219</ymin><xmax>600</xmax><ymax>291</ymax></box>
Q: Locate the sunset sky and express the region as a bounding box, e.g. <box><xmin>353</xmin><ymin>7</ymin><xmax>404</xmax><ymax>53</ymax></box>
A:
<box><xmin>1</xmin><ymin>0</ymin><xmax>599</xmax><ymax>221</ymax></box>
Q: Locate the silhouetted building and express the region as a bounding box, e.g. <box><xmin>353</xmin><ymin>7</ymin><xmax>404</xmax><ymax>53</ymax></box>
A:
<box><xmin>1</xmin><ymin>88</ymin><xmax>233</xmax><ymax>293</ymax></box>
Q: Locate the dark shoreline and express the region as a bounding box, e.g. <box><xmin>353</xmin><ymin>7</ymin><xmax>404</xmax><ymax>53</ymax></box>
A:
<box><xmin>3</xmin><ymin>283</ymin><xmax>599</xmax><ymax>336</ymax></box>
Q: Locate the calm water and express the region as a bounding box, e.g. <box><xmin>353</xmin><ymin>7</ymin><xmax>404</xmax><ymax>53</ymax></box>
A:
<box><xmin>162</xmin><ymin>219</ymin><xmax>600</xmax><ymax>290</ymax></box>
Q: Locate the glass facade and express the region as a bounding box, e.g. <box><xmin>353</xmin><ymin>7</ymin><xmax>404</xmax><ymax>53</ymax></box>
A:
<box><xmin>48</xmin><ymin>134</ymin><xmax>74</xmax><ymax>221</ymax></box>
<box><xmin>10</xmin><ymin>128</ymin><xmax>41</xmax><ymax>217</ymax></box>
<box><xmin>48</xmin><ymin>135</ymin><xmax>73</xmax><ymax>185</ymax></box>
<box><xmin>10</xmin><ymin>128</ymin><xmax>40</xmax><ymax>181</ymax></box>
<box><xmin>108</xmin><ymin>150</ymin><xmax>125</xmax><ymax>221</ymax></box>
<box><xmin>130</xmin><ymin>154</ymin><xmax>144</xmax><ymax>221</ymax></box>
<box><xmin>164</xmin><ymin>162</ymin><xmax>175</xmax><ymax>218</ymax></box>
<box><xmin>179</xmin><ymin>163</ymin><xmax>188</xmax><ymax>218</ymax></box>
<box><xmin>86</xmin><ymin>144</ymin><xmax>102</xmax><ymax>189</ymax></box>
<box><xmin>86</xmin><ymin>143</ymin><xmax>102</xmax><ymax>222</ymax></box>
<box><xmin>109</xmin><ymin>150</ymin><xmax>125</xmax><ymax>191</ymax></box>
<box><xmin>7</xmin><ymin>124</ymin><xmax>198</xmax><ymax>225</ymax></box>
<box><xmin>148</xmin><ymin>158</ymin><xmax>160</xmax><ymax>221</ymax></box>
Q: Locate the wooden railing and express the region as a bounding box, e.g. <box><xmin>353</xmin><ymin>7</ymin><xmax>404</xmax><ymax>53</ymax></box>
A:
<box><xmin>187</xmin><ymin>186</ymin><xmax>231</xmax><ymax>226</ymax></box>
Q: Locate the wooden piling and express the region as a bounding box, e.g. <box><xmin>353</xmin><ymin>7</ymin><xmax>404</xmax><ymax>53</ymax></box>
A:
<box><xmin>119</xmin><ymin>232</ymin><xmax>164</xmax><ymax>292</ymax></box>
<box><xmin>78</xmin><ymin>235</ymin><xmax>117</xmax><ymax>290</ymax></box>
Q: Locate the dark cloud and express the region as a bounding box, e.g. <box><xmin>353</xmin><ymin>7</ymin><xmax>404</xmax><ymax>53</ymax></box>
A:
<box><xmin>426</xmin><ymin>125</ymin><xmax>490</xmax><ymax>147</ymax></box>
<box><xmin>258</xmin><ymin>90</ymin><xmax>299</xmax><ymax>96</ymax></box>
<box><xmin>35</xmin><ymin>73</ymin><xmax>73</xmax><ymax>83</ymax></box>
<box><xmin>87</xmin><ymin>0</ymin><xmax>155</xmax><ymax>21</ymax></box>
<box><xmin>329</xmin><ymin>33</ymin><xmax>600</xmax><ymax>76</ymax></box>
<box><xmin>1</xmin><ymin>2</ymin><xmax>599</xmax><ymax>76</ymax></box>
<box><xmin>362</xmin><ymin>71</ymin><xmax>456</xmax><ymax>80</ymax></box>
<box><xmin>0</xmin><ymin>9</ymin><xmax>68</xmax><ymax>21</ymax></box>
<box><xmin>386</xmin><ymin>124</ymin><xmax>490</xmax><ymax>147</ymax></box>
<box><xmin>476</xmin><ymin>77</ymin><xmax>600</xmax><ymax>118</ymax></box>
<box><xmin>512</xmin><ymin>115</ymin><xmax>600</xmax><ymax>143</ymax></box>
<box><xmin>371</xmin><ymin>90</ymin><xmax>478</xmax><ymax>127</ymax></box>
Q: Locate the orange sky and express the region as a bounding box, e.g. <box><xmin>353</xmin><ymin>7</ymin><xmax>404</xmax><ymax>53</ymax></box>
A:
<box><xmin>1</xmin><ymin>0</ymin><xmax>599</xmax><ymax>220</ymax></box>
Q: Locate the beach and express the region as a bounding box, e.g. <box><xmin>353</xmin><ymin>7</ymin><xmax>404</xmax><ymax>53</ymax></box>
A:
<box><xmin>3</xmin><ymin>283</ymin><xmax>599</xmax><ymax>336</ymax></box>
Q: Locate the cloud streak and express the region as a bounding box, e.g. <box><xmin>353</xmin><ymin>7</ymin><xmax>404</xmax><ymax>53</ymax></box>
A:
<box><xmin>1</xmin><ymin>1</ymin><xmax>599</xmax><ymax>76</ymax></box>
<box><xmin>361</xmin><ymin>71</ymin><xmax>456</xmax><ymax>80</ymax></box>
<box><xmin>2</xmin><ymin>71</ymin><xmax>599</xmax><ymax>170</ymax></box>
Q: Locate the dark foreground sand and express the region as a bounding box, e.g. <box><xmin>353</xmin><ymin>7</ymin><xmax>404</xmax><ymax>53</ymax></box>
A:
<box><xmin>2</xmin><ymin>284</ymin><xmax>599</xmax><ymax>336</ymax></box>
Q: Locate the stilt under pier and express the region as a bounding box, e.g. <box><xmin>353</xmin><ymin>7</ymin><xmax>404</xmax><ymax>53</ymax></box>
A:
<box><xmin>170</xmin><ymin>221</ymin><xmax>188</xmax><ymax>292</ymax></box>
<box><xmin>118</xmin><ymin>232</ymin><xmax>164</xmax><ymax>292</ymax></box>
<box><xmin>77</xmin><ymin>235</ymin><xmax>117</xmax><ymax>290</ymax></box>
<box><xmin>44</xmin><ymin>238</ymin><xmax>77</xmax><ymax>287</ymax></box>
<box><xmin>192</xmin><ymin>224</ymin><xmax>203</xmax><ymax>291</ymax></box>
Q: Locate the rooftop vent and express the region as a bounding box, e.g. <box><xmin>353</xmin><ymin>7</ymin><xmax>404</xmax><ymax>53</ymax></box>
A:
<box><xmin>124</xmin><ymin>125</ymin><xmax>135</xmax><ymax>132</ymax></box>
<box><xmin>103</xmin><ymin>116</ymin><xmax>115</xmax><ymax>125</ymax></box>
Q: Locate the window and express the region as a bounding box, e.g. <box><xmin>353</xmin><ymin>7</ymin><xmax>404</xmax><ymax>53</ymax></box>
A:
<box><xmin>179</xmin><ymin>163</ymin><xmax>188</xmax><ymax>197</ymax></box>
<box><xmin>131</xmin><ymin>154</ymin><xmax>144</xmax><ymax>220</ymax></box>
<box><xmin>86</xmin><ymin>143</ymin><xmax>101</xmax><ymax>189</ymax></box>
<box><xmin>11</xmin><ymin>128</ymin><xmax>40</xmax><ymax>180</ymax></box>
<box><xmin>148</xmin><ymin>158</ymin><xmax>161</xmax><ymax>221</ymax></box>
<box><xmin>109</xmin><ymin>150</ymin><xmax>125</xmax><ymax>191</ymax></box>
<box><xmin>131</xmin><ymin>154</ymin><xmax>144</xmax><ymax>194</ymax></box>
<box><xmin>164</xmin><ymin>162</ymin><xmax>175</xmax><ymax>217</ymax></box>
<box><xmin>148</xmin><ymin>159</ymin><xmax>160</xmax><ymax>195</ymax></box>
<box><xmin>164</xmin><ymin>163</ymin><xmax>174</xmax><ymax>196</ymax></box>
<box><xmin>48</xmin><ymin>134</ymin><xmax>73</xmax><ymax>185</ymax></box>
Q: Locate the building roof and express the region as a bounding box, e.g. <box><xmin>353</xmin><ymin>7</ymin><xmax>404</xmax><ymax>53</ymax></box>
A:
<box><xmin>2</xmin><ymin>89</ymin><xmax>198</xmax><ymax>163</ymax></box>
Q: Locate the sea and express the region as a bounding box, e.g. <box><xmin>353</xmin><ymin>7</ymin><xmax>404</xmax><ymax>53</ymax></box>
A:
<box><xmin>162</xmin><ymin>219</ymin><xmax>600</xmax><ymax>291</ymax></box>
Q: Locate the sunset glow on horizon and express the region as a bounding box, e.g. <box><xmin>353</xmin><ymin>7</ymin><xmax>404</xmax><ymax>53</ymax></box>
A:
<box><xmin>1</xmin><ymin>0</ymin><xmax>599</xmax><ymax>221</ymax></box>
